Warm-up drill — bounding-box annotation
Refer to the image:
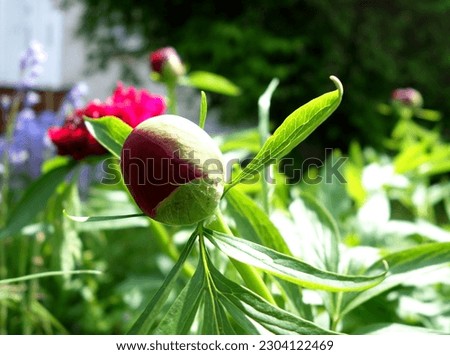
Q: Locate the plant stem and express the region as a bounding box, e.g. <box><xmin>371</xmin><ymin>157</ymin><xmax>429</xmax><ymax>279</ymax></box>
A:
<box><xmin>212</xmin><ymin>209</ymin><xmax>276</xmax><ymax>305</ymax></box>
<box><xmin>166</xmin><ymin>81</ymin><xmax>177</xmax><ymax>114</ymax></box>
<box><xmin>149</xmin><ymin>221</ymin><xmax>195</xmax><ymax>277</ymax></box>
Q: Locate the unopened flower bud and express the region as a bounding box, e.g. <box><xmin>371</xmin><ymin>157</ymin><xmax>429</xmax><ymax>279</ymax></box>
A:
<box><xmin>121</xmin><ymin>115</ymin><xmax>224</xmax><ymax>225</ymax></box>
<box><xmin>391</xmin><ymin>88</ymin><xmax>423</xmax><ymax>108</ymax></box>
<box><xmin>150</xmin><ymin>47</ymin><xmax>186</xmax><ymax>82</ymax></box>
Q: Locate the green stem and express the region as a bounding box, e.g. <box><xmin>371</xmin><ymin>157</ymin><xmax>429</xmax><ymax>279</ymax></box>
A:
<box><xmin>166</xmin><ymin>81</ymin><xmax>177</xmax><ymax>114</ymax></box>
<box><xmin>212</xmin><ymin>209</ymin><xmax>276</xmax><ymax>305</ymax></box>
<box><xmin>149</xmin><ymin>221</ymin><xmax>195</xmax><ymax>277</ymax></box>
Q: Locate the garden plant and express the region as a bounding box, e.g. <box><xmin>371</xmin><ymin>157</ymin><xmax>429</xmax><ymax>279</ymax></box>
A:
<box><xmin>0</xmin><ymin>43</ymin><xmax>449</xmax><ymax>335</ymax></box>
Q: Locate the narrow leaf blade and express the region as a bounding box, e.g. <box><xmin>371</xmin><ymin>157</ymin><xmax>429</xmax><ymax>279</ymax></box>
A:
<box><xmin>206</xmin><ymin>230</ymin><xmax>385</xmax><ymax>292</ymax></box>
<box><xmin>227</xmin><ymin>76</ymin><xmax>343</xmax><ymax>190</ymax></box>
<box><xmin>127</xmin><ymin>232</ymin><xmax>197</xmax><ymax>334</ymax></box>
<box><xmin>341</xmin><ymin>242</ymin><xmax>450</xmax><ymax>315</ymax></box>
<box><xmin>64</xmin><ymin>211</ymin><xmax>145</xmax><ymax>223</ymax></box>
<box><xmin>184</xmin><ymin>71</ymin><xmax>241</xmax><ymax>96</ymax></box>
<box><xmin>153</xmin><ymin>262</ymin><xmax>205</xmax><ymax>334</ymax></box>
<box><xmin>198</xmin><ymin>91</ymin><xmax>208</xmax><ymax>129</ymax></box>
<box><xmin>209</xmin><ymin>262</ymin><xmax>336</xmax><ymax>335</ymax></box>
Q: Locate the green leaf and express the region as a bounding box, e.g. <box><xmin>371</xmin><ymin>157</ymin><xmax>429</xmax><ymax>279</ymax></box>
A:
<box><xmin>201</xmin><ymin>294</ymin><xmax>236</xmax><ymax>335</ymax></box>
<box><xmin>226</xmin><ymin>76</ymin><xmax>343</xmax><ymax>190</ymax></box>
<box><xmin>60</xmin><ymin>181</ymin><xmax>83</xmax><ymax>283</ymax></box>
<box><xmin>198</xmin><ymin>91</ymin><xmax>208</xmax><ymax>129</ymax></box>
<box><xmin>225</xmin><ymin>188</ymin><xmax>291</xmax><ymax>255</ymax></box>
<box><xmin>0</xmin><ymin>270</ymin><xmax>101</xmax><ymax>285</ymax></box>
<box><xmin>208</xmin><ymin>261</ymin><xmax>336</xmax><ymax>334</ymax></box>
<box><xmin>258</xmin><ymin>78</ymin><xmax>279</xmax><ymax>146</ymax></box>
<box><xmin>127</xmin><ymin>232</ymin><xmax>197</xmax><ymax>334</ymax></box>
<box><xmin>292</xmin><ymin>192</ymin><xmax>341</xmax><ymax>272</ymax></box>
<box><xmin>84</xmin><ymin>116</ymin><xmax>132</xmax><ymax>158</ymax></box>
<box><xmin>258</xmin><ymin>78</ymin><xmax>279</xmax><ymax>213</ymax></box>
<box><xmin>64</xmin><ymin>211</ymin><xmax>145</xmax><ymax>223</ymax></box>
<box><xmin>205</xmin><ymin>230</ymin><xmax>385</xmax><ymax>292</ymax></box>
<box><xmin>153</xmin><ymin>262</ymin><xmax>205</xmax><ymax>334</ymax></box>
<box><xmin>183</xmin><ymin>71</ymin><xmax>241</xmax><ymax>96</ymax></box>
<box><xmin>0</xmin><ymin>161</ymin><xmax>75</xmax><ymax>240</ymax></box>
<box><xmin>341</xmin><ymin>242</ymin><xmax>450</xmax><ymax>316</ymax></box>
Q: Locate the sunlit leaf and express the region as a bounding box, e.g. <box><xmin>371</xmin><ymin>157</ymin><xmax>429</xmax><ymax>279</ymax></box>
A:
<box><xmin>64</xmin><ymin>211</ymin><xmax>145</xmax><ymax>223</ymax></box>
<box><xmin>84</xmin><ymin>116</ymin><xmax>132</xmax><ymax>158</ymax></box>
<box><xmin>208</xmin><ymin>261</ymin><xmax>336</xmax><ymax>335</ymax></box>
<box><xmin>127</xmin><ymin>232</ymin><xmax>198</xmax><ymax>334</ymax></box>
<box><xmin>153</xmin><ymin>261</ymin><xmax>205</xmax><ymax>334</ymax></box>
<box><xmin>183</xmin><ymin>71</ymin><xmax>241</xmax><ymax>96</ymax></box>
<box><xmin>0</xmin><ymin>270</ymin><xmax>101</xmax><ymax>285</ymax></box>
<box><xmin>0</xmin><ymin>161</ymin><xmax>76</xmax><ymax>240</ymax></box>
<box><xmin>341</xmin><ymin>242</ymin><xmax>450</xmax><ymax>316</ymax></box>
<box><xmin>206</xmin><ymin>230</ymin><xmax>385</xmax><ymax>292</ymax></box>
<box><xmin>226</xmin><ymin>76</ymin><xmax>343</xmax><ymax>190</ymax></box>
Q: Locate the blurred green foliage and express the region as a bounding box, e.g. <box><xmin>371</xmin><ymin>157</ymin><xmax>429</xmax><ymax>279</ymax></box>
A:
<box><xmin>67</xmin><ymin>0</ymin><xmax>450</xmax><ymax>150</ymax></box>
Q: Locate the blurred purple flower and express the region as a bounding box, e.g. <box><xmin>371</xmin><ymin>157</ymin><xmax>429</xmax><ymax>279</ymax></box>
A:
<box><xmin>57</xmin><ymin>82</ymin><xmax>89</xmax><ymax>124</ymax></box>
<box><xmin>18</xmin><ymin>40</ymin><xmax>48</xmax><ymax>90</ymax></box>
<box><xmin>24</xmin><ymin>91</ymin><xmax>41</xmax><ymax>107</ymax></box>
<box><xmin>0</xmin><ymin>108</ymin><xmax>58</xmax><ymax>185</ymax></box>
<box><xmin>1</xmin><ymin>95</ymin><xmax>11</xmax><ymax>112</ymax></box>
<box><xmin>0</xmin><ymin>82</ymin><xmax>89</xmax><ymax>186</ymax></box>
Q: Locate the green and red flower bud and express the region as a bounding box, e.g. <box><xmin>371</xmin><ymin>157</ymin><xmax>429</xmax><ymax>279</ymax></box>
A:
<box><xmin>150</xmin><ymin>47</ymin><xmax>186</xmax><ymax>82</ymax></box>
<box><xmin>391</xmin><ymin>88</ymin><xmax>423</xmax><ymax>108</ymax></box>
<box><xmin>121</xmin><ymin>115</ymin><xmax>224</xmax><ymax>225</ymax></box>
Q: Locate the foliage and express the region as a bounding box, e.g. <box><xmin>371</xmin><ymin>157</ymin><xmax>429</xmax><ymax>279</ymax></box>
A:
<box><xmin>64</xmin><ymin>0</ymin><xmax>450</xmax><ymax>150</ymax></box>
<box><xmin>1</xmin><ymin>39</ymin><xmax>450</xmax><ymax>335</ymax></box>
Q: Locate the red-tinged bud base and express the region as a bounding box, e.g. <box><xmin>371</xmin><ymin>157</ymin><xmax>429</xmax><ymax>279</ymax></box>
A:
<box><xmin>121</xmin><ymin>130</ymin><xmax>204</xmax><ymax>218</ymax></box>
<box><xmin>120</xmin><ymin>115</ymin><xmax>224</xmax><ymax>225</ymax></box>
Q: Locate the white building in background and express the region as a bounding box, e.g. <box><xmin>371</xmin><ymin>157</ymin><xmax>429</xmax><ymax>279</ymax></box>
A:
<box><xmin>0</xmin><ymin>0</ymin><xmax>229</xmax><ymax>133</ymax></box>
<box><xmin>0</xmin><ymin>0</ymin><xmax>150</xmax><ymax>100</ymax></box>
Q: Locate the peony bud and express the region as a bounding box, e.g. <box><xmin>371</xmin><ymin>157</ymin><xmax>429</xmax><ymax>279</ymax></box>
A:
<box><xmin>391</xmin><ymin>88</ymin><xmax>423</xmax><ymax>108</ymax></box>
<box><xmin>150</xmin><ymin>47</ymin><xmax>186</xmax><ymax>82</ymax></box>
<box><xmin>121</xmin><ymin>115</ymin><xmax>224</xmax><ymax>225</ymax></box>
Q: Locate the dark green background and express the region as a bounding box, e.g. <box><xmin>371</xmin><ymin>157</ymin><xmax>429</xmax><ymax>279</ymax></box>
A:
<box><xmin>67</xmin><ymin>0</ymin><xmax>450</xmax><ymax>154</ymax></box>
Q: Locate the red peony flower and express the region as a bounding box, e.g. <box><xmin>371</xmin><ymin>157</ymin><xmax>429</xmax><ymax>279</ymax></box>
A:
<box><xmin>48</xmin><ymin>82</ymin><xmax>166</xmax><ymax>160</ymax></box>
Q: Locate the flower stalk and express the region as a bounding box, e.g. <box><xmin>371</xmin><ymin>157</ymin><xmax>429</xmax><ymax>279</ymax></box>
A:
<box><xmin>212</xmin><ymin>209</ymin><xmax>276</xmax><ymax>305</ymax></box>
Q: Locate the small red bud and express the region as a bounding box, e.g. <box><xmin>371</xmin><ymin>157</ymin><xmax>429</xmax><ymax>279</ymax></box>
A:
<box><xmin>391</xmin><ymin>88</ymin><xmax>423</xmax><ymax>108</ymax></box>
<box><xmin>150</xmin><ymin>47</ymin><xmax>185</xmax><ymax>81</ymax></box>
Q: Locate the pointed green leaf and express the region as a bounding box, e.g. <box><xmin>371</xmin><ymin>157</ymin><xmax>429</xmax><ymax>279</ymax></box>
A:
<box><xmin>0</xmin><ymin>161</ymin><xmax>76</xmax><ymax>240</ymax></box>
<box><xmin>198</xmin><ymin>91</ymin><xmax>208</xmax><ymax>129</ymax></box>
<box><xmin>183</xmin><ymin>71</ymin><xmax>241</xmax><ymax>96</ymax></box>
<box><xmin>64</xmin><ymin>211</ymin><xmax>145</xmax><ymax>223</ymax></box>
<box><xmin>127</xmin><ymin>232</ymin><xmax>198</xmax><ymax>334</ymax></box>
<box><xmin>206</xmin><ymin>230</ymin><xmax>385</xmax><ymax>292</ymax></box>
<box><xmin>341</xmin><ymin>242</ymin><xmax>450</xmax><ymax>316</ymax></box>
<box><xmin>84</xmin><ymin>116</ymin><xmax>132</xmax><ymax>158</ymax></box>
<box><xmin>227</xmin><ymin>76</ymin><xmax>343</xmax><ymax>190</ymax></box>
<box><xmin>208</xmin><ymin>262</ymin><xmax>336</xmax><ymax>335</ymax></box>
<box><xmin>0</xmin><ymin>270</ymin><xmax>101</xmax><ymax>285</ymax></box>
<box><xmin>153</xmin><ymin>262</ymin><xmax>205</xmax><ymax>334</ymax></box>
<box><xmin>202</xmin><ymin>291</ymin><xmax>236</xmax><ymax>335</ymax></box>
